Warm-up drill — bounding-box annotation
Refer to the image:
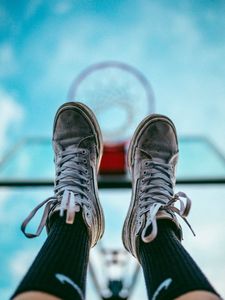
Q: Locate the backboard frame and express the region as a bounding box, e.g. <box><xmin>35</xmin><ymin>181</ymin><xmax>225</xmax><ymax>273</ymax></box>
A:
<box><xmin>0</xmin><ymin>135</ymin><xmax>225</xmax><ymax>187</ymax></box>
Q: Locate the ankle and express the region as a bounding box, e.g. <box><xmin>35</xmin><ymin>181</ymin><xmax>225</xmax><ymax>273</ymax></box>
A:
<box><xmin>175</xmin><ymin>291</ymin><xmax>221</xmax><ymax>300</ymax></box>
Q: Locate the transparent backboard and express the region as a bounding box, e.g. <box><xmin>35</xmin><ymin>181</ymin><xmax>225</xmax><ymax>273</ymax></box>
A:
<box><xmin>0</xmin><ymin>136</ymin><xmax>225</xmax><ymax>183</ymax></box>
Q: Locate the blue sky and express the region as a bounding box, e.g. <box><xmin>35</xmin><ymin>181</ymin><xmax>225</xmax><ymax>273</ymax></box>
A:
<box><xmin>1</xmin><ymin>0</ymin><xmax>225</xmax><ymax>148</ymax></box>
<box><xmin>1</xmin><ymin>0</ymin><xmax>225</xmax><ymax>299</ymax></box>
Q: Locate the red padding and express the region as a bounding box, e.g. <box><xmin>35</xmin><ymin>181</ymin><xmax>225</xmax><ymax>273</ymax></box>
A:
<box><xmin>100</xmin><ymin>143</ymin><xmax>126</xmax><ymax>174</ymax></box>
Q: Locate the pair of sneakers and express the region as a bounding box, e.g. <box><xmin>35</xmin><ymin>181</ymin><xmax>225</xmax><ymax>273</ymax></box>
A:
<box><xmin>22</xmin><ymin>102</ymin><xmax>193</xmax><ymax>259</ymax></box>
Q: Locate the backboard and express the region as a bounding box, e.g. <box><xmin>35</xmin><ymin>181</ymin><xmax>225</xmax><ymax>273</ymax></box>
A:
<box><xmin>0</xmin><ymin>135</ymin><xmax>225</xmax><ymax>186</ymax></box>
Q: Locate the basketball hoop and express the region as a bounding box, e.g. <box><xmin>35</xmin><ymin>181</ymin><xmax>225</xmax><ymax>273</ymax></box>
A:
<box><xmin>67</xmin><ymin>61</ymin><xmax>155</xmax><ymax>174</ymax></box>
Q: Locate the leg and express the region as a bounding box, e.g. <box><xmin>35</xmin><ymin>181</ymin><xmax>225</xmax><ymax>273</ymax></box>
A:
<box><xmin>123</xmin><ymin>114</ymin><xmax>221</xmax><ymax>300</ymax></box>
<box><xmin>176</xmin><ymin>291</ymin><xmax>219</xmax><ymax>300</ymax></box>
<box><xmin>14</xmin><ymin>291</ymin><xmax>60</xmax><ymax>300</ymax></box>
<box><xmin>12</xmin><ymin>102</ymin><xmax>104</xmax><ymax>300</ymax></box>
<box><xmin>12</xmin><ymin>213</ymin><xmax>90</xmax><ymax>300</ymax></box>
<box><xmin>139</xmin><ymin>220</ymin><xmax>220</xmax><ymax>300</ymax></box>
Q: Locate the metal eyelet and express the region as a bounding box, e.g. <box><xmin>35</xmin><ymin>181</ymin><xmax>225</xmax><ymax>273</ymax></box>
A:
<box><xmin>145</xmin><ymin>161</ymin><xmax>148</xmax><ymax>166</ymax></box>
<box><xmin>82</xmin><ymin>150</ymin><xmax>86</xmax><ymax>155</ymax></box>
<box><xmin>143</xmin><ymin>171</ymin><xmax>147</xmax><ymax>175</ymax></box>
<box><xmin>83</xmin><ymin>159</ymin><xmax>87</xmax><ymax>163</ymax></box>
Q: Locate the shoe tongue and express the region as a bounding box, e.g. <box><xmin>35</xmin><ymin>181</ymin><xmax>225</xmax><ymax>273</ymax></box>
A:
<box><xmin>145</xmin><ymin>150</ymin><xmax>170</xmax><ymax>164</ymax></box>
<box><xmin>151</xmin><ymin>157</ymin><xmax>166</xmax><ymax>163</ymax></box>
<box><xmin>60</xmin><ymin>137</ymin><xmax>81</xmax><ymax>148</ymax></box>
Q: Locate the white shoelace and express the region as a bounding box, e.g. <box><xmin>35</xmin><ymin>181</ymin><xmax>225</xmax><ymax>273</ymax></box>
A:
<box><xmin>21</xmin><ymin>147</ymin><xmax>92</xmax><ymax>238</ymax></box>
<box><xmin>138</xmin><ymin>161</ymin><xmax>195</xmax><ymax>241</ymax></box>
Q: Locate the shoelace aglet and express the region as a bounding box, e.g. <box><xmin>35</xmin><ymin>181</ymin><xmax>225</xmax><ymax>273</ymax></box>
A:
<box><xmin>60</xmin><ymin>190</ymin><xmax>69</xmax><ymax>217</ymax></box>
<box><xmin>66</xmin><ymin>192</ymin><xmax>80</xmax><ymax>224</ymax></box>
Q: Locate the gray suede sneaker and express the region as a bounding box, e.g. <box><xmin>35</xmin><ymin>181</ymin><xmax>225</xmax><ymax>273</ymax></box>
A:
<box><xmin>22</xmin><ymin>102</ymin><xmax>104</xmax><ymax>247</ymax></box>
<box><xmin>122</xmin><ymin>114</ymin><xmax>194</xmax><ymax>259</ymax></box>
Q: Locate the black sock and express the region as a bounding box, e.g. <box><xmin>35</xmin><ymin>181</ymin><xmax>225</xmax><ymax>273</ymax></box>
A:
<box><xmin>12</xmin><ymin>212</ymin><xmax>90</xmax><ymax>300</ymax></box>
<box><xmin>139</xmin><ymin>220</ymin><xmax>220</xmax><ymax>300</ymax></box>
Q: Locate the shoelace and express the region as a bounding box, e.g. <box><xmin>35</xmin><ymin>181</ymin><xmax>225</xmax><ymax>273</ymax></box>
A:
<box><xmin>21</xmin><ymin>147</ymin><xmax>92</xmax><ymax>238</ymax></box>
<box><xmin>139</xmin><ymin>160</ymin><xmax>195</xmax><ymax>241</ymax></box>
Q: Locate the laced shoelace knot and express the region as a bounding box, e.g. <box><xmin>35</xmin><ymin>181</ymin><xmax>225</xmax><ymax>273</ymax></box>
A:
<box><xmin>21</xmin><ymin>147</ymin><xmax>92</xmax><ymax>238</ymax></box>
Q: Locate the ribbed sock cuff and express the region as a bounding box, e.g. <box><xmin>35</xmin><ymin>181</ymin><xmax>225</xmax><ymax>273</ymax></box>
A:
<box><xmin>12</xmin><ymin>212</ymin><xmax>90</xmax><ymax>300</ymax></box>
<box><xmin>139</xmin><ymin>220</ymin><xmax>220</xmax><ymax>300</ymax></box>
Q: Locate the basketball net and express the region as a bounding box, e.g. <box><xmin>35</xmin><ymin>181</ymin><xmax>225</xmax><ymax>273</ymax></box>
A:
<box><xmin>67</xmin><ymin>61</ymin><xmax>155</xmax><ymax>174</ymax></box>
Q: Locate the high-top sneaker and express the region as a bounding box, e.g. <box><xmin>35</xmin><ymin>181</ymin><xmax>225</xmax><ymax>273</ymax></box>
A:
<box><xmin>21</xmin><ymin>102</ymin><xmax>104</xmax><ymax>247</ymax></box>
<box><xmin>122</xmin><ymin>114</ymin><xmax>194</xmax><ymax>259</ymax></box>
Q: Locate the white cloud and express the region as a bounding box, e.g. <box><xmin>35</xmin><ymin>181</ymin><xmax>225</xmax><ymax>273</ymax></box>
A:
<box><xmin>0</xmin><ymin>43</ymin><xmax>18</xmax><ymax>77</ymax></box>
<box><xmin>9</xmin><ymin>248</ymin><xmax>36</xmax><ymax>281</ymax></box>
<box><xmin>0</xmin><ymin>88</ymin><xmax>24</xmax><ymax>155</ymax></box>
<box><xmin>0</xmin><ymin>188</ymin><xmax>12</xmax><ymax>220</ymax></box>
<box><xmin>54</xmin><ymin>1</ymin><xmax>73</xmax><ymax>15</ymax></box>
